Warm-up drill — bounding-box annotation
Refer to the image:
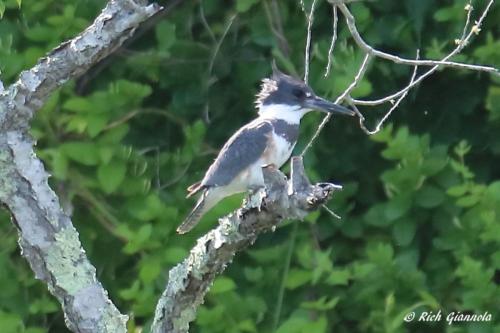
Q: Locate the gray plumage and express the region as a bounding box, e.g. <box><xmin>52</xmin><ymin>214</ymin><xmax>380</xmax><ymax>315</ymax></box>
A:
<box><xmin>201</xmin><ymin>120</ymin><xmax>273</xmax><ymax>188</ymax></box>
<box><xmin>177</xmin><ymin>120</ymin><xmax>275</xmax><ymax>234</ymax></box>
<box><xmin>269</xmin><ymin>119</ymin><xmax>299</xmax><ymax>143</ymax></box>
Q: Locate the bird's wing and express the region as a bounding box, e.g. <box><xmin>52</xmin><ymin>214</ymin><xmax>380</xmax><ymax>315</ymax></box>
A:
<box><xmin>201</xmin><ymin>119</ymin><xmax>273</xmax><ymax>188</ymax></box>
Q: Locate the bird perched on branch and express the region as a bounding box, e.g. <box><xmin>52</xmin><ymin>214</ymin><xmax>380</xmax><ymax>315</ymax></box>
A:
<box><xmin>177</xmin><ymin>66</ymin><xmax>354</xmax><ymax>234</ymax></box>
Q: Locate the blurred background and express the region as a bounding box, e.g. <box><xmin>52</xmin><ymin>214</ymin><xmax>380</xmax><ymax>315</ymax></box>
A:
<box><xmin>0</xmin><ymin>0</ymin><xmax>499</xmax><ymax>332</ymax></box>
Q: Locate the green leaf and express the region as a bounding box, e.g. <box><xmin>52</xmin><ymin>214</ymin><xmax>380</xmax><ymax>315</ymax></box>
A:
<box><xmin>123</xmin><ymin>224</ymin><xmax>152</xmax><ymax>254</ymax></box>
<box><xmin>0</xmin><ymin>2</ymin><xmax>5</xmax><ymax>18</ymax></box>
<box><xmin>139</xmin><ymin>257</ymin><xmax>162</xmax><ymax>283</ymax></box>
<box><xmin>51</xmin><ymin>150</ymin><xmax>68</xmax><ymax>180</ymax></box>
<box><xmin>63</xmin><ymin>97</ymin><xmax>94</xmax><ymax>113</ymax></box>
<box><xmin>0</xmin><ymin>311</ymin><xmax>23</xmax><ymax>333</ymax></box>
<box><xmin>447</xmin><ymin>184</ymin><xmax>468</xmax><ymax>197</ymax></box>
<box><xmin>127</xmin><ymin>194</ymin><xmax>164</xmax><ymax>221</ymax></box>
<box><xmin>236</xmin><ymin>0</ymin><xmax>259</xmax><ymax>12</ymax></box>
<box><xmin>285</xmin><ymin>269</ymin><xmax>312</xmax><ymax>289</ymax></box>
<box><xmin>210</xmin><ymin>277</ymin><xmax>236</xmax><ymax>294</ymax></box>
<box><xmin>392</xmin><ymin>219</ymin><xmax>416</xmax><ymax>246</ymax></box>
<box><xmin>486</xmin><ymin>86</ymin><xmax>500</xmax><ymax>121</ymax></box>
<box><xmin>275</xmin><ymin>316</ymin><xmax>309</xmax><ymax>333</ymax></box>
<box><xmin>87</xmin><ymin>115</ymin><xmax>108</xmax><ymax>138</ymax></box>
<box><xmin>155</xmin><ymin>21</ymin><xmax>176</xmax><ymax>52</ymax></box>
<box><xmin>60</xmin><ymin>142</ymin><xmax>99</xmax><ymax>166</ymax></box>
<box><xmin>99</xmin><ymin>124</ymin><xmax>129</xmax><ymax>144</ymax></box>
<box><xmin>28</xmin><ymin>297</ymin><xmax>59</xmax><ymax>314</ymax></box>
<box><xmin>433</xmin><ymin>5</ymin><xmax>461</xmax><ymax>22</ymax></box>
<box><xmin>385</xmin><ymin>195</ymin><xmax>412</xmax><ymax>221</ymax></box>
<box><xmin>365</xmin><ymin>205</ymin><xmax>392</xmax><ymax>226</ymax></box>
<box><xmin>164</xmin><ymin>247</ymin><xmax>188</xmax><ymax>264</ymax></box>
<box><xmin>415</xmin><ymin>185</ymin><xmax>445</xmax><ymax>208</ymax></box>
<box><xmin>301</xmin><ymin>296</ymin><xmax>339</xmax><ymax>311</ymax></box>
<box><xmin>456</xmin><ymin>194</ymin><xmax>480</xmax><ymax>207</ymax></box>
<box><xmin>325</xmin><ymin>268</ymin><xmax>350</xmax><ymax>285</ymax></box>
<box><xmin>244</xmin><ymin>266</ymin><xmax>263</xmax><ymax>282</ymax></box>
<box><xmin>97</xmin><ymin>161</ymin><xmax>126</xmax><ymax>194</ymax></box>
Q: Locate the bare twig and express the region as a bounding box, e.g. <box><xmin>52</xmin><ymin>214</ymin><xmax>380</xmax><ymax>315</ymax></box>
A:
<box><xmin>351</xmin><ymin>0</ymin><xmax>497</xmax><ymax>107</ymax></box>
<box><xmin>199</xmin><ymin>1</ymin><xmax>216</xmax><ymax>43</ymax></box>
<box><xmin>205</xmin><ymin>14</ymin><xmax>237</xmax><ymax>123</ymax></box>
<box><xmin>336</xmin><ymin>2</ymin><xmax>498</xmax><ymax>75</ymax></box>
<box><xmin>353</xmin><ymin>50</ymin><xmax>420</xmax><ymax>135</ymax></box>
<box><xmin>207</xmin><ymin>14</ymin><xmax>237</xmax><ymax>76</ymax></box>
<box><xmin>304</xmin><ymin>0</ymin><xmax>318</xmax><ymax>83</ymax></box>
<box><xmin>263</xmin><ymin>0</ymin><xmax>291</xmax><ymax>57</ymax></box>
<box><xmin>324</xmin><ymin>4</ymin><xmax>339</xmax><ymax>77</ymax></box>
<box><xmin>301</xmin><ymin>53</ymin><xmax>372</xmax><ymax>155</ymax></box>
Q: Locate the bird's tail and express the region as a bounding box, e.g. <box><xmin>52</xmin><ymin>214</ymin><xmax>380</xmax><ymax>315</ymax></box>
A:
<box><xmin>177</xmin><ymin>188</ymin><xmax>221</xmax><ymax>234</ymax></box>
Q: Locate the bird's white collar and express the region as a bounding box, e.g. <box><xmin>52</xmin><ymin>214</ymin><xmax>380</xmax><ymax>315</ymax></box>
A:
<box><xmin>258</xmin><ymin>104</ymin><xmax>307</xmax><ymax>124</ymax></box>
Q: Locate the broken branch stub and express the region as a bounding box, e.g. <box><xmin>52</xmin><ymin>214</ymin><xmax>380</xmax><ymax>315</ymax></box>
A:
<box><xmin>152</xmin><ymin>156</ymin><xmax>341</xmax><ymax>333</ymax></box>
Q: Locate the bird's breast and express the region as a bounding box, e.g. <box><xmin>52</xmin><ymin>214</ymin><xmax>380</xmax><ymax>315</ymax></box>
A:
<box><xmin>261</xmin><ymin>121</ymin><xmax>298</xmax><ymax>168</ymax></box>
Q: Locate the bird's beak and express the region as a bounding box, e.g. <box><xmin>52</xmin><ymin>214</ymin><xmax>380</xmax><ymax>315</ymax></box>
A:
<box><xmin>304</xmin><ymin>95</ymin><xmax>355</xmax><ymax>116</ymax></box>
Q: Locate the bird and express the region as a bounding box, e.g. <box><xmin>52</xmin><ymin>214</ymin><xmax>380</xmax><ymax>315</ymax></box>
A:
<box><xmin>177</xmin><ymin>67</ymin><xmax>354</xmax><ymax>234</ymax></box>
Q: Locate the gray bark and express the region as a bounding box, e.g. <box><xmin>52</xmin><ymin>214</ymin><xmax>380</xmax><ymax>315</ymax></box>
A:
<box><xmin>0</xmin><ymin>0</ymin><xmax>161</xmax><ymax>332</ymax></box>
<box><xmin>151</xmin><ymin>157</ymin><xmax>341</xmax><ymax>333</ymax></box>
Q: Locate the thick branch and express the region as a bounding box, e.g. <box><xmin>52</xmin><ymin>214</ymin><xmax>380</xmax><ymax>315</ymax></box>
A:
<box><xmin>0</xmin><ymin>133</ymin><xmax>128</xmax><ymax>332</ymax></box>
<box><xmin>151</xmin><ymin>157</ymin><xmax>340</xmax><ymax>333</ymax></box>
<box><xmin>0</xmin><ymin>0</ymin><xmax>162</xmax><ymax>332</ymax></box>
<box><xmin>0</xmin><ymin>0</ymin><xmax>161</xmax><ymax>132</ymax></box>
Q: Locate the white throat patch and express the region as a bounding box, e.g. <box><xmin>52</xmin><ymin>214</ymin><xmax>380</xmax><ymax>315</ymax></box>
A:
<box><xmin>258</xmin><ymin>104</ymin><xmax>307</xmax><ymax>123</ymax></box>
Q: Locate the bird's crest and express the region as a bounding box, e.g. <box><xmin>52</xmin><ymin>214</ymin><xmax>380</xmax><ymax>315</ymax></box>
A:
<box><xmin>255</xmin><ymin>62</ymin><xmax>290</xmax><ymax>109</ymax></box>
<box><xmin>255</xmin><ymin>78</ymin><xmax>278</xmax><ymax>109</ymax></box>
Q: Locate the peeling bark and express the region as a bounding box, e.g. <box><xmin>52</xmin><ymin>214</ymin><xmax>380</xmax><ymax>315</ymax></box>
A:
<box><xmin>151</xmin><ymin>157</ymin><xmax>341</xmax><ymax>333</ymax></box>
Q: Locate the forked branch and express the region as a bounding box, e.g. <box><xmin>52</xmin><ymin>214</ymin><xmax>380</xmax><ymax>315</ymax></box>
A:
<box><xmin>302</xmin><ymin>0</ymin><xmax>498</xmax><ymax>154</ymax></box>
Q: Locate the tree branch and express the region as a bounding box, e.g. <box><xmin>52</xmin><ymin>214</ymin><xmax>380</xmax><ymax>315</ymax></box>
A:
<box><xmin>300</xmin><ymin>0</ymin><xmax>498</xmax><ymax>156</ymax></box>
<box><xmin>0</xmin><ymin>0</ymin><xmax>163</xmax><ymax>332</ymax></box>
<box><xmin>0</xmin><ymin>0</ymin><xmax>161</xmax><ymax>132</ymax></box>
<box><xmin>350</xmin><ymin>0</ymin><xmax>498</xmax><ymax>106</ymax></box>
<box><xmin>151</xmin><ymin>156</ymin><xmax>341</xmax><ymax>333</ymax></box>
<box><xmin>335</xmin><ymin>1</ymin><xmax>499</xmax><ymax>75</ymax></box>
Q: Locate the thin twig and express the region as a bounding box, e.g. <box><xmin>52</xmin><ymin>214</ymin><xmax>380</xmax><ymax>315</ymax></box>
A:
<box><xmin>263</xmin><ymin>0</ymin><xmax>290</xmax><ymax>57</ymax></box>
<box><xmin>301</xmin><ymin>53</ymin><xmax>372</xmax><ymax>156</ymax></box>
<box><xmin>353</xmin><ymin>50</ymin><xmax>420</xmax><ymax>135</ymax></box>
<box><xmin>207</xmin><ymin>14</ymin><xmax>237</xmax><ymax>76</ymax></box>
<box><xmin>322</xmin><ymin>204</ymin><xmax>342</xmax><ymax>219</ymax></box>
<box><xmin>199</xmin><ymin>0</ymin><xmax>216</xmax><ymax>43</ymax></box>
<box><xmin>205</xmin><ymin>14</ymin><xmax>237</xmax><ymax>123</ymax></box>
<box><xmin>324</xmin><ymin>4</ymin><xmax>338</xmax><ymax>77</ymax></box>
<box><xmin>351</xmin><ymin>0</ymin><xmax>497</xmax><ymax>106</ymax></box>
<box><xmin>304</xmin><ymin>0</ymin><xmax>318</xmax><ymax>83</ymax></box>
<box><xmin>337</xmin><ymin>2</ymin><xmax>498</xmax><ymax>75</ymax></box>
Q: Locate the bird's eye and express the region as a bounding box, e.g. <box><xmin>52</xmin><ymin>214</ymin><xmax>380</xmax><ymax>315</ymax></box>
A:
<box><xmin>292</xmin><ymin>89</ymin><xmax>306</xmax><ymax>99</ymax></box>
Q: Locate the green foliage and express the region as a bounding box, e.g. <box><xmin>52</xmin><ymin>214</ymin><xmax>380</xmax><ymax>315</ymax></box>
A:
<box><xmin>1</xmin><ymin>0</ymin><xmax>499</xmax><ymax>332</ymax></box>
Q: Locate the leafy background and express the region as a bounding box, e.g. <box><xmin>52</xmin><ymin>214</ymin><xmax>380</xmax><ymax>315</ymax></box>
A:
<box><xmin>0</xmin><ymin>0</ymin><xmax>499</xmax><ymax>332</ymax></box>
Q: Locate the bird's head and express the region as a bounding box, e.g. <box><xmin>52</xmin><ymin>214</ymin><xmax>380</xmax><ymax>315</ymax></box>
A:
<box><xmin>256</xmin><ymin>66</ymin><xmax>354</xmax><ymax>122</ymax></box>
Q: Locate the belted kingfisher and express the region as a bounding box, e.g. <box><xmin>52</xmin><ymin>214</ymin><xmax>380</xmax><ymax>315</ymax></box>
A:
<box><xmin>177</xmin><ymin>68</ymin><xmax>354</xmax><ymax>234</ymax></box>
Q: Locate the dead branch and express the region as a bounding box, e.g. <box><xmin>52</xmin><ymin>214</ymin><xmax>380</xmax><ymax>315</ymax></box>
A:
<box><xmin>151</xmin><ymin>157</ymin><xmax>340</xmax><ymax>333</ymax></box>
<box><xmin>301</xmin><ymin>0</ymin><xmax>498</xmax><ymax>154</ymax></box>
